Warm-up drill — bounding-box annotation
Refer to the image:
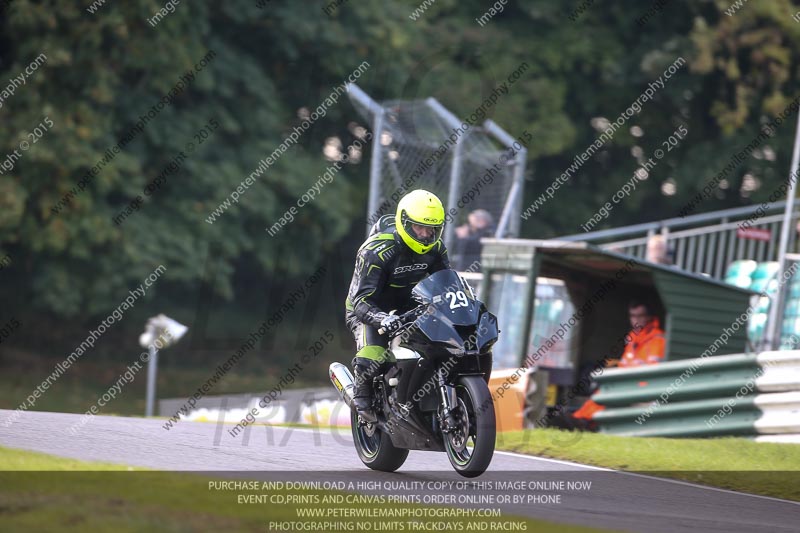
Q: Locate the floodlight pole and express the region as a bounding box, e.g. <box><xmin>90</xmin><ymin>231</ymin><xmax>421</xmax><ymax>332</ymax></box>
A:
<box><xmin>145</xmin><ymin>345</ymin><xmax>158</xmax><ymax>417</ymax></box>
<box><xmin>140</xmin><ymin>314</ymin><xmax>188</xmax><ymax>417</ymax></box>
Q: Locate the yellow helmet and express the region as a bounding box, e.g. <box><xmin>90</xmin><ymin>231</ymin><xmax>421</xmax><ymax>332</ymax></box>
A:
<box><xmin>395</xmin><ymin>190</ymin><xmax>445</xmax><ymax>254</ymax></box>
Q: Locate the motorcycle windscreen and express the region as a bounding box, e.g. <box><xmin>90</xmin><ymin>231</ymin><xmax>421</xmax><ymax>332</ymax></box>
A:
<box><xmin>412</xmin><ymin>269</ymin><xmax>480</xmax><ymax>325</ymax></box>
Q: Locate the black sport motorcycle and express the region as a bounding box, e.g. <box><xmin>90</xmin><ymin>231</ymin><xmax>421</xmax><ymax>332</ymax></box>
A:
<box><xmin>330</xmin><ymin>269</ymin><xmax>499</xmax><ymax>477</ymax></box>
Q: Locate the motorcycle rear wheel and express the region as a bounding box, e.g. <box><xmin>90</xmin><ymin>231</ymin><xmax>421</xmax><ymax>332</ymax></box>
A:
<box><xmin>350</xmin><ymin>408</ymin><xmax>409</xmax><ymax>472</ymax></box>
<box><xmin>444</xmin><ymin>375</ymin><xmax>496</xmax><ymax>477</ymax></box>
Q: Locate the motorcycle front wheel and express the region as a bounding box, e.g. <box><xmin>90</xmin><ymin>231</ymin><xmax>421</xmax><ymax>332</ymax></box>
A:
<box><xmin>350</xmin><ymin>408</ymin><xmax>409</xmax><ymax>472</ymax></box>
<box><xmin>443</xmin><ymin>375</ymin><xmax>496</xmax><ymax>477</ymax></box>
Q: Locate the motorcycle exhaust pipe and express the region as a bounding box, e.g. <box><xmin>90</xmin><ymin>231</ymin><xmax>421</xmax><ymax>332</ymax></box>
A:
<box><xmin>329</xmin><ymin>362</ymin><xmax>356</xmax><ymax>409</ymax></box>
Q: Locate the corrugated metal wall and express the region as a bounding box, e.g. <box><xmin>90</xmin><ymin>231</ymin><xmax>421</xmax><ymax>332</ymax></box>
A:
<box><xmin>653</xmin><ymin>271</ymin><xmax>751</xmax><ymax>359</ymax></box>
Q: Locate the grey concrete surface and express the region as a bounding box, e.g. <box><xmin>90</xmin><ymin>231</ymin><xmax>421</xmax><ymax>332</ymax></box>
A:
<box><xmin>1</xmin><ymin>409</ymin><xmax>798</xmax><ymax>533</ymax></box>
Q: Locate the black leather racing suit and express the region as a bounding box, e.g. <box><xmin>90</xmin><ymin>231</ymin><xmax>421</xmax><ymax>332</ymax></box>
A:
<box><xmin>345</xmin><ymin>220</ymin><xmax>451</xmax><ymax>408</ymax></box>
<box><xmin>345</xmin><ymin>228</ymin><xmax>450</xmax><ymax>363</ymax></box>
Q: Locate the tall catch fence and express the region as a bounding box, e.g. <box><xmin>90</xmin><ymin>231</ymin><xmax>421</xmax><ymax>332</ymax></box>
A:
<box><xmin>347</xmin><ymin>84</ymin><xmax>526</xmax><ymax>248</ymax></box>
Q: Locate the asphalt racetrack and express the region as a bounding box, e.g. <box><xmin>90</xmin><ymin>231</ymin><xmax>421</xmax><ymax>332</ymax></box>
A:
<box><xmin>2</xmin><ymin>409</ymin><xmax>798</xmax><ymax>532</ymax></box>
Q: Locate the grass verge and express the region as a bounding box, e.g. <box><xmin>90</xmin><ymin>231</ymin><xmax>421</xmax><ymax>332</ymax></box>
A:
<box><xmin>0</xmin><ymin>348</ymin><xmax>324</xmax><ymax>417</ymax></box>
<box><xmin>495</xmin><ymin>429</ymin><xmax>800</xmax><ymax>501</ymax></box>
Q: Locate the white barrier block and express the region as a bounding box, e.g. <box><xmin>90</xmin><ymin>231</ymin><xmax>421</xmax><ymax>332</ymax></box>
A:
<box><xmin>754</xmin><ymin>434</ymin><xmax>800</xmax><ymax>444</ymax></box>
<box><xmin>754</xmin><ymin>396</ymin><xmax>800</xmax><ymax>434</ymax></box>
<box><xmin>756</xmin><ymin>350</ymin><xmax>800</xmax><ymax>366</ymax></box>
<box><xmin>301</xmin><ymin>399</ymin><xmax>350</xmax><ymax>427</ymax></box>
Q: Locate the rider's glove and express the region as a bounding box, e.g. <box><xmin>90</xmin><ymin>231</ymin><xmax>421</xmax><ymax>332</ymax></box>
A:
<box><xmin>379</xmin><ymin>314</ymin><xmax>402</xmax><ymax>334</ymax></box>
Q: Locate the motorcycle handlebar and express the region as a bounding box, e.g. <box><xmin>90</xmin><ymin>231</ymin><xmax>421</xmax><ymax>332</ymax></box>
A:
<box><xmin>377</xmin><ymin>307</ymin><xmax>422</xmax><ymax>336</ymax></box>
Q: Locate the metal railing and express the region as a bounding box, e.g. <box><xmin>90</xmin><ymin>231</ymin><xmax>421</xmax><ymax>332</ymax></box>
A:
<box><xmin>558</xmin><ymin>199</ymin><xmax>800</xmax><ymax>280</ymax></box>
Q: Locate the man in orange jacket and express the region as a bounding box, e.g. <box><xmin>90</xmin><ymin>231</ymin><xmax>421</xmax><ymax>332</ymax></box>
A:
<box><xmin>573</xmin><ymin>300</ymin><xmax>665</xmax><ymax>421</ymax></box>
<box><xmin>617</xmin><ymin>300</ymin><xmax>665</xmax><ymax>367</ymax></box>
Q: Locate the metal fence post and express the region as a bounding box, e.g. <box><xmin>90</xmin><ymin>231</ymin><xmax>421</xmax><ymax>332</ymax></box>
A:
<box><xmin>366</xmin><ymin>108</ymin><xmax>385</xmax><ymax>234</ymax></box>
<box><xmin>444</xmin><ymin>138</ymin><xmax>464</xmax><ymax>247</ymax></box>
<box><xmin>484</xmin><ymin>119</ymin><xmax>528</xmax><ymax>238</ymax></box>
<box><xmin>768</xmin><ymin>110</ymin><xmax>800</xmax><ymax>349</ymax></box>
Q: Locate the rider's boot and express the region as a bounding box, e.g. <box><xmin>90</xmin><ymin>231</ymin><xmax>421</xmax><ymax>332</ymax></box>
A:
<box><xmin>352</xmin><ymin>358</ymin><xmax>378</xmax><ymax>423</ymax></box>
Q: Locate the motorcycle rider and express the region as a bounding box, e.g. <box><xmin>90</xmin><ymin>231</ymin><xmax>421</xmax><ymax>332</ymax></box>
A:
<box><xmin>345</xmin><ymin>190</ymin><xmax>450</xmax><ymax>420</ymax></box>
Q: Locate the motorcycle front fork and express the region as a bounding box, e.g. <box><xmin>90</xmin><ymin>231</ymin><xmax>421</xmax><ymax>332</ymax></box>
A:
<box><xmin>437</xmin><ymin>367</ymin><xmax>459</xmax><ymax>433</ymax></box>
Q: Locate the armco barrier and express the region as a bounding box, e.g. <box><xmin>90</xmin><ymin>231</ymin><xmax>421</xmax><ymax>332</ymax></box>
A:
<box><xmin>161</xmin><ymin>375</ymin><xmax>537</xmax><ymax>432</ymax></box>
<box><xmin>592</xmin><ymin>351</ymin><xmax>800</xmax><ymax>438</ymax></box>
<box><xmin>158</xmin><ymin>387</ymin><xmax>338</xmax><ymax>424</ymax></box>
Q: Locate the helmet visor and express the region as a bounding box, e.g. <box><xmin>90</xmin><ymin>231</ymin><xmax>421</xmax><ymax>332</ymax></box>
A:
<box><xmin>402</xmin><ymin>215</ymin><xmax>444</xmax><ymax>246</ymax></box>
